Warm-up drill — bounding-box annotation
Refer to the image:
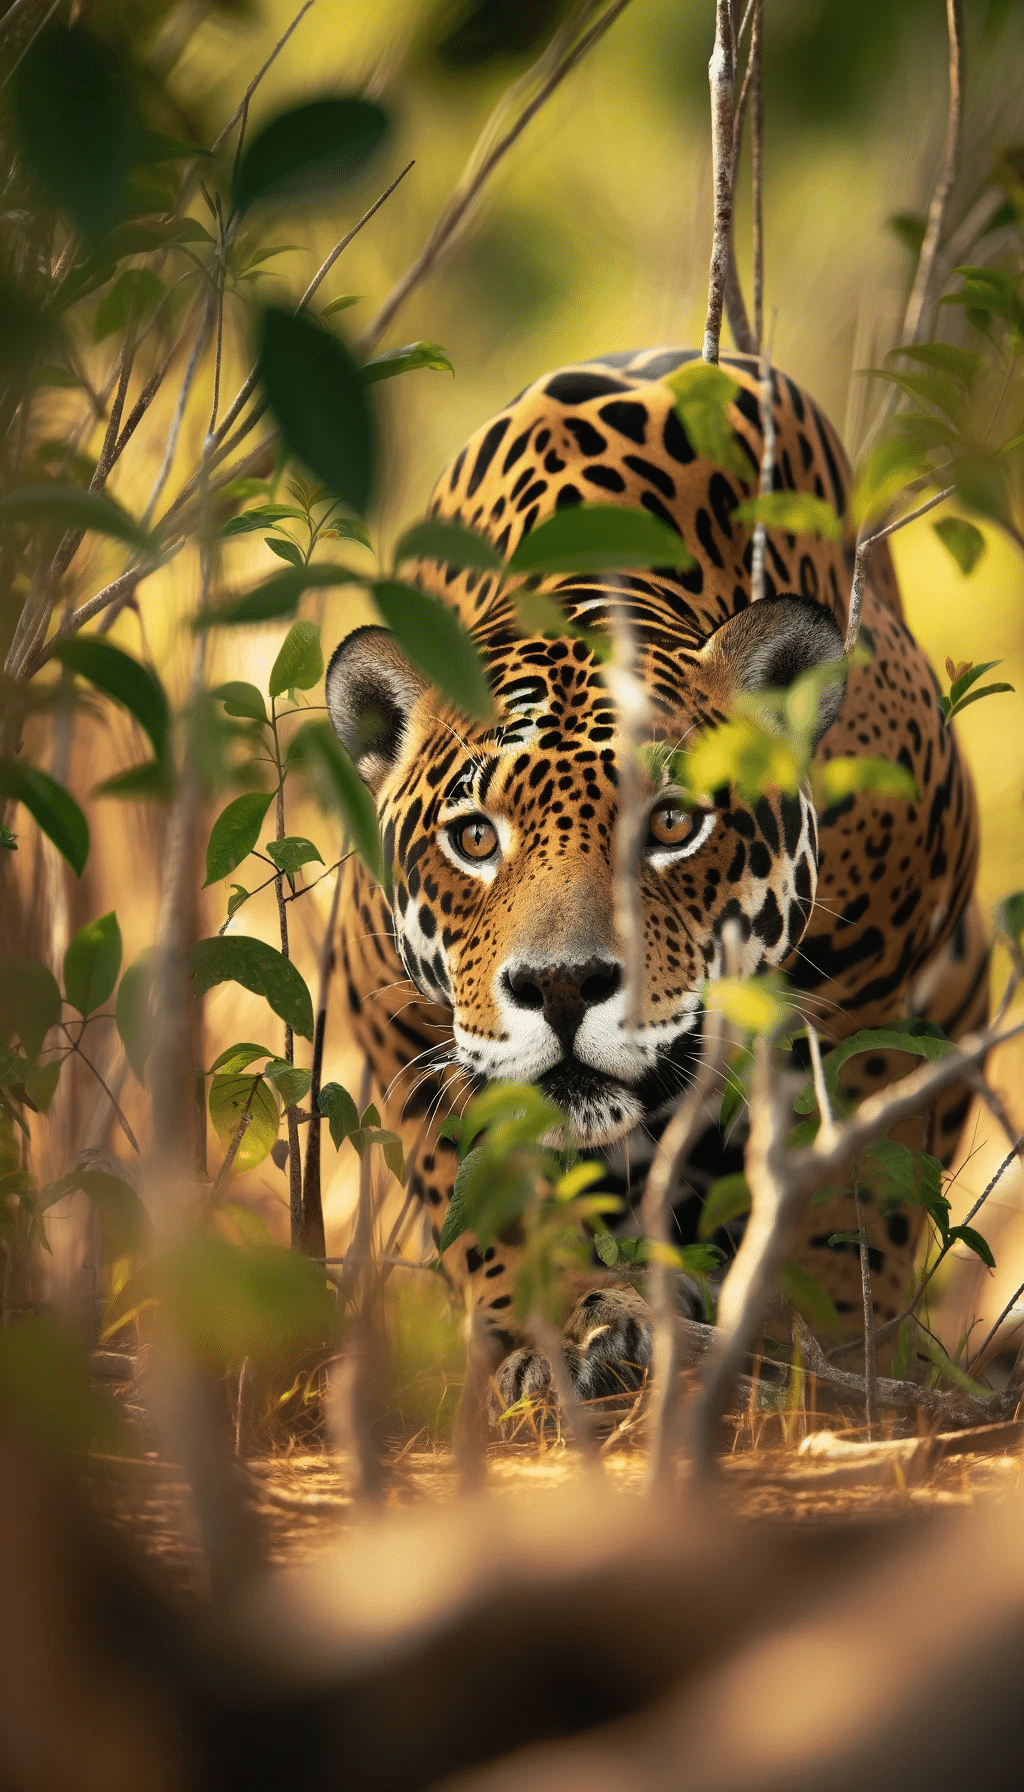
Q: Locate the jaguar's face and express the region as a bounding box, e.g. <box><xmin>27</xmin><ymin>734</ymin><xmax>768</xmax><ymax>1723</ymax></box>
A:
<box><xmin>327</xmin><ymin>594</ymin><xmax>843</xmax><ymax>1147</ymax></box>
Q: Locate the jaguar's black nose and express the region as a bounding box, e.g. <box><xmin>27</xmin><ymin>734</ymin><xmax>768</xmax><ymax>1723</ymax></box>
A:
<box><xmin>502</xmin><ymin>959</ymin><xmax>622</xmax><ymax>1045</ymax></box>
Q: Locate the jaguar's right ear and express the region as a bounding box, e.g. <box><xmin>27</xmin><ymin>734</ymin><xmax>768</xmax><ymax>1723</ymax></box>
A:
<box><xmin>325</xmin><ymin>626</ymin><xmax>429</xmax><ymax>794</ymax></box>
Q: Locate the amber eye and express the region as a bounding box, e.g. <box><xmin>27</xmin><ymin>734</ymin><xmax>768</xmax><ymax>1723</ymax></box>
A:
<box><xmin>453</xmin><ymin>816</ymin><xmax>499</xmax><ymax>861</ymax></box>
<box><xmin>648</xmin><ymin>800</ymin><xmax>700</xmax><ymax>850</ymax></box>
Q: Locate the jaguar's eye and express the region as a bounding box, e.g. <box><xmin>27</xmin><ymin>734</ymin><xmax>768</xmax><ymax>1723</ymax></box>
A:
<box><xmin>648</xmin><ymin>800</ymin><xmax>703</xmax><ymax>851</ymax></box>
<box><xmin>453</xmin><ymin>816</ymin><xmax>499</xmax><ymax>861</ymax></box>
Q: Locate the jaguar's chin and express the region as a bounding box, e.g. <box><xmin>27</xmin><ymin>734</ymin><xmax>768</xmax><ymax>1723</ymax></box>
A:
<box><xmin>538</xmin><ymin>1060</ymin><xmax>645</xmax><ymax>1148</ymax></box>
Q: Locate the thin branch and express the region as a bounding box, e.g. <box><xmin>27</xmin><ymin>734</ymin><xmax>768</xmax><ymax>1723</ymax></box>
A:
<box><xmin>209</xmin><ymin>1102</ymin><xmax>254</xmax><ymax>1203</ymax></box>
<box><xmin>301</xmin><ymin>859</ymin><xmax>344</xmax><ymax>1258</ymax></box>
<box><xmin>209</xmin><ymin>160</ymin><xmax>416</xmax><ymax>464</ymax></box>
<box><xmin>61</xmin><ymin>1028</ymin><xmax>140</xmax><ymax>1155</ymax></box>
<box><xmin>750</xmin><ymin>326</ymin><xmax>775</xmax><ymax>604</ymax></box>
<box><xmin>832</xmin><ymin>1123</ymin><xmax>1024</xmax><ymax>1359</ymax></box>
<box><xmin>358</xmin><ymin>0</ymin><xmax>632</xmax><ymax>357</ymax></box>
<box><xmin>749</xmin><ymin>0</ymin><xmax>765</xmax><ymax>349</ymax></box>
<box><xmin>141</xmin><ymin>298</ymin><xmax>213</xmax><ymax>528</ymax></box>
<box><xmin>844</xmin><ymin>484</ymin><xmax>954</xmax><ymax>657</ymax></box>
<box><xmin>702</xmin><ymin>0</ymin><xmax>736</xmax><ymax>365</ymax></box>
<box><xmin>722</xmin><ymin>0</ymin><xmax>761</xmax><ymax>354</ymax></box>
<box><xmin>642</xmin><ymin>1002</ymin><xmax>731</xmax><ymax>1491</ymax></box>
<box><xmin>854</xmin><ymin>1183</ymin><xmax>879</xmax><ymax>1438</ymax></box>
<box><xmin>211</xmin><ymin>1</ymin><xmax>318</xmax><ymax>156</ymax></box>
<box><xmin>688</xmin><ymin>1004</ymin><xmax>1024</xmax><ymax>1470</ymax></box>
<box><xmin>970</xmin><ymin>1278</ymin><xmax>1024</xmax><ymax>1376</ymax></box>
<box><xmin>902</xmin><ymin>0</ymin><xmax>964</xmax><ymax>350</ymax></box>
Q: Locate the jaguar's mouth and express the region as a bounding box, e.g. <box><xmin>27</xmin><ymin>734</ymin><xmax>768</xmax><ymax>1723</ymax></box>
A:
<box><xmin>539</xmin><ymin>1059</ymin><xmax>645</xmax><ymax>1148</ymax></box>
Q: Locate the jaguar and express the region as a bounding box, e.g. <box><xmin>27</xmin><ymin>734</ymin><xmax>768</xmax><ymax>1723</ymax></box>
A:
<box><xmin>326</xmin><ymin>347</ymin><xmax>988</xmax><ymax>1403</ymax></box>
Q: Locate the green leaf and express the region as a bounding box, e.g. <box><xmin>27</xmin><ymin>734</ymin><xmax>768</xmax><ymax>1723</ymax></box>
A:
<box><xmin>0</xmin><ymin>763</ymin><xmax>88</xmax><ymax>876</ymax></box>
<box><xmin>943</xmin><ymin>682</ymin><xmax>1014</xmax><ymax>723</ymax></box>
<box><xmin>0</xmin><ymin>1317</ymin><xmax>121</xmax><ymax>1454</ymax></box>
<box><xmin>63</xmin><ymin>911</ymin><xmax>121</xmax><ymax>1017</ymax></box>
<box><xmin>41</xmin><ymin>1167</ymin><xmax>149</xmax><ymax>1263</ymax></box>
<box><xmin>594</xmin><ymin>1229</ymin><xmax>620</xmax><ymax>1267</ymax></box>
<box><xmin>52</xmin><ymin>638</ymin><xmax>169</xmax><ymax>761</ymax></box>
<box><xmin>372</xmin><ymin>581</ymin><xmax>492</xmax><ymax>719</ymax></box>
<box><xmin>887</xmin><ymin>211</ymin><xmax>926</xmax><ymax>254</ymax></box>
<box><xmin>203</xmin><ymin>791</ymin><xmax>274</xmax><ymax>887</ymax></box>
<box><xmin>115</xmin><ymin>951</ymin><xmax>154</xmax><ymax>1083</ymax></box>
<box><xmin>258</xmin><ymin>308</ymin><xmax>374</xmax><ymax>515</ymax></box>
<box><xmin>730</xmin><ymin>492</ymin><xmax>843</xmax><ymax>542</ymax></box>
<box><xmin>165</xmin><ymin>1238</ymin><xmax>334</xmax><ymax>1368</ymax></box>
<box><xmin>264</xmin><ymin>835</ymin><xmax>323</xmax><ymax>876</ymax></box>
<box><xmin>220</xmin><ymin>505</ymin><xmax>307</xmax><ymax>538</ymax></box>
<box><xmin>393</xmin><ymin>519</ymin><xmax>504</xmax><ymax>572</ymax></box>
<box><xmin>347</xmin><ymin>1126</ymin><xmax>404</xmax><ymax>1180</ymax></box>
<box><xmin>0</xmin><ymin>961</ymin><xmax>61</xmax><ymax>1059</ymax></box>
<box><xmin>705</xmin><ymin>974</ymin><xmax>791</xmax><ymax>1037</ymax></box>
<box><xmin>210</xmin><ymin>1042</ymin><xmax>275</xmax><ymax>1074</ymax></box>
<box><xmin>995</xmin><ymin>891</ymin><xmax>1024</xmax><ymax>949</ymax></box>
<box><xmin>209</xmin><ymin>1074</ymin><xmax>280</xmax><ymax>1173</ymax></box>
<box><xmin>0</xmin><ymin>484</ymin><xmax>153</xmax><ymax>552</ymax></box>
<box><xmin>213</xmin><ymin>681</ymin><xmax>268</xmax><ymax>724</ymax></box>
<box><xmin>664</xmin><ymin>361</ymin><xmax>751</xmax><ymax>482</ymax></box>
<box><xmin>94</xmin><ymin>759</ymin><xmax>174</xmax><ymax>802</ymax></box>
<box><xmin>321</xmin><ymin>294</ymin><xmax>360</xmax><ymax>317</ymax></box>
<box><xmin>684</xmin><ymin>716</ymin><xmax>803</xmax><ymax>802</ymax></box>
<box><xmin>507</xmin><ymin>503</ymin><xmax>695</xmax><ymax>576</ymax></box>
<box><xmin>777</xmin><ymin>1261</ymin><xmax>842</xmax><ymax>1335</ymax></box>
<box><xmin>24</xmin><ymin>1059</ymin><xmax>60</xmax><ymax>1113</ymax></box>
<box><xmin>318</xmin><ymin>1080</ymin><xmax>361</xmax><ymax>1149</ymax></box>
<box><xmin>946</xmin><ymin>1224</ymin><xmax>996</xmax><ymax>1269</ymax></box>
<box><xmin>227</xmin><ymin>885</ymin><xmax>248</xmax><ymax>919</ymax></box>
<box><xmin>288</xmin><ymin>721</ymin><xmax>385</xmax><ymax>884</ymax></box>
<box><xmin>319</xmin><ymin>517</ymin><xmax>374</xmax><ymax>549</ymax></box>
<box><xmin>887</xmin><ymin>343</ymin><xmax>982</xmax><ymax>389</ymax></box>
<box><xmin>362</xmin><ymin>341</ymin><xmax>454</xmax><ymax>383</ymax></box>
<box><xmin>952</xmin><ymin>453</ymin><xmax>1011</xmax><ymax>527</ymax></box>
<box><xmin>698</xmin><ymin>1172</ymin><xmax>751</xmax><ymax>1239</ymax></box>
<box><xmin>827</xmin><ymin>1231</ymin><xmax>861</xmax><ymax>1248</ymax></box>
<box><xmin>12</xmin><ymin>21</ymin><xmax>131</xmax><ymax>242</ymax></box>
<box><xmin>262</xmin><ymin>1058</ymin><xmax>311</xmax><ymax>1107</ymax></box>
<box><xmin>933</xmin><ymin>516</ymin><xmax>986</xmax><ymax>576</ymax></box>
<box><xmin>269</xmin><ymin>618</ymin><xmax>323</xmax><ymax>697</ymax></box>
<box><xmin>93</xmin><ymin>268</ymin><xmax>163</xmax><ymax>341</ymax></box>
<box><xmin>265</xmin><ymin>535</ymin><xmax>304</xmax><ymax>567</ymax></box>
<box><xmin>197</xmin><ymin>562</ymin><xmax>362</xmax><ymax>628</ymax></box>
<box><xmin>190</xmin><ymin>936</ymin><xmax>314</xmax><ymax>1040</ymax></box>
<box><xmin>851</xmin><ymin>434</ymin><xmax>930</xmax><ymax>529</ymax></box>
<box><xmin>793</xmin><ymin>1022</ymin><xmax>955</xmax><ymax>1115</ymax></box>
<box><xmin>233</xmin><ymin>97</ymin><xmax>388</xmax><ymax>214</ymax></box>
<box><xmin>813</xmin><ymin>756</ymin><xmax>918</xmax><ymax>805</ymax></box>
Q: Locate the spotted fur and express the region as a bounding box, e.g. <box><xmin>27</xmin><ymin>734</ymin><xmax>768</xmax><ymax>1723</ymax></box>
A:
<box><xmin>328</xmin><ymin>349</ymin><xmax>987</xmax><ymax>1374</ymax></box>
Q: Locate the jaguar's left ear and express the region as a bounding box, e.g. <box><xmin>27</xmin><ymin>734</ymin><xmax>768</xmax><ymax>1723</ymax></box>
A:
<box><xmin>696</xmin><ymin>595</ymin><xmax>847</xmax><ymax>746</ymax></box>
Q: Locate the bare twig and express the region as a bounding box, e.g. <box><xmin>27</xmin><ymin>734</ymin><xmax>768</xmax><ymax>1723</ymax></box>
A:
<box><xmin>902</xmin><ymin>0</ymin><xmax>964</xmax><ymax>350</ymax></box>
<box><xmin>844</xmin><ymin>485</ymin><xmax>954</xmax><ymax>657</ymax></box>
<box><xmin>300</xmin><ymin>861</ymin><xmax>344</xmax><ymax>1258</ymax></box>
<box><xmin>749</xmin><ymin>0</ymin><xmax>765</xmax><ymax>348</ymax></box>
<box><xmin>643</xmin><ymin>1003</ymin><xmax>731</xmax><ymax>1491</ymax></box>
<box><xmin>209</xmin><ymin>1105</ymin><xmax>253</xmax><ymax>1203</ymax></box>
<box><xmin>358</xmin><ymin>0</ymin><xmax>632</xmax><ymax>357</ymax></box>
<box><xmin>854</xmin><ymin>1183</ymin><xmax>879</xmax><ymax>1438</ymax></box>
<box><xmin>702</xmin><ymin>0</ymin><xmax>736</xmax><ymax>366</ymax></box>
<box><xmin>750</xmin><ymin>325</ymin><xmax>775</xmax><ymax>604</ymax></box>
<box><xmin>209</xmin><ymin>159</ymin><xmax>416</xmax><ymax>462</ymax></box>
<box><xmin>60</xmin><ymin>1027</ymin><xmax>140</xmax><ymax>1155</ymax></box>
<box><xmin>141</xmin><ymin>299</ymin><xmax>213</xmax><ymax>528</ymax></box>
<box><xmin>605</xmin><ymin>599</ymin><xmax>649</xmax><ymax>1032</ymax></box>
<box><xmin>210</xmin><ymin>0</ymin><xmax>318</xmax><ymax>157</ymax></box>
<box><xmin>688</xmin><ymin>1005</ymin><xmax>1024</xmax><ymax>1472</ymax></box>
<box><xmin>831</xmin><ymin>1124</ymin><xmax>1024</xmax><ymax>1360</ymax></box>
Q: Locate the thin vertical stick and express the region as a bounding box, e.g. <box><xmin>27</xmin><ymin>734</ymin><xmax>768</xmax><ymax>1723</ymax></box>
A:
<box><xmin>643</xmin><ymin>1003</ymin><xmax>731</xmax><ymax>1493</ymax></box>
<box><xmin>750</xmin><ymin>323</ymin><xmax>776</xmax><ymax>605</ymax></box>
<box><xmin>605</xmin><ymin>599</ymin><xmax>649</xmax><ymax>1033</ymax></box>
<box><xmin>703</xmin><ymin>0</ymin><xmax>736</xmax><ymax>365</ymax></box>
<box><xmin>301</xmin><ymin>862</ymin><xmax>344</xmax><ymax>1258</ymax></box>
<box><xmin>855</xmin><ymin>1184</ymin><xmax>879</xmax><ymax>1438</ymax></box>
<box><xmin>749</xmin><ymin>0</ymin><xmax>765</xmax><ymax>349</ymax></box>
<box><xmin>902</xmin><ymin>0</ymin><xmax>963</xmax><ymax>350</ymax></box>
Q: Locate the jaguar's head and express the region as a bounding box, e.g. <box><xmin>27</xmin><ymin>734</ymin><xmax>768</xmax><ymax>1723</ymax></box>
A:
<box><xmin>326</xmin><ymin>592</ymin><xmax>844</xmax><ymax>1147</ymax></box>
